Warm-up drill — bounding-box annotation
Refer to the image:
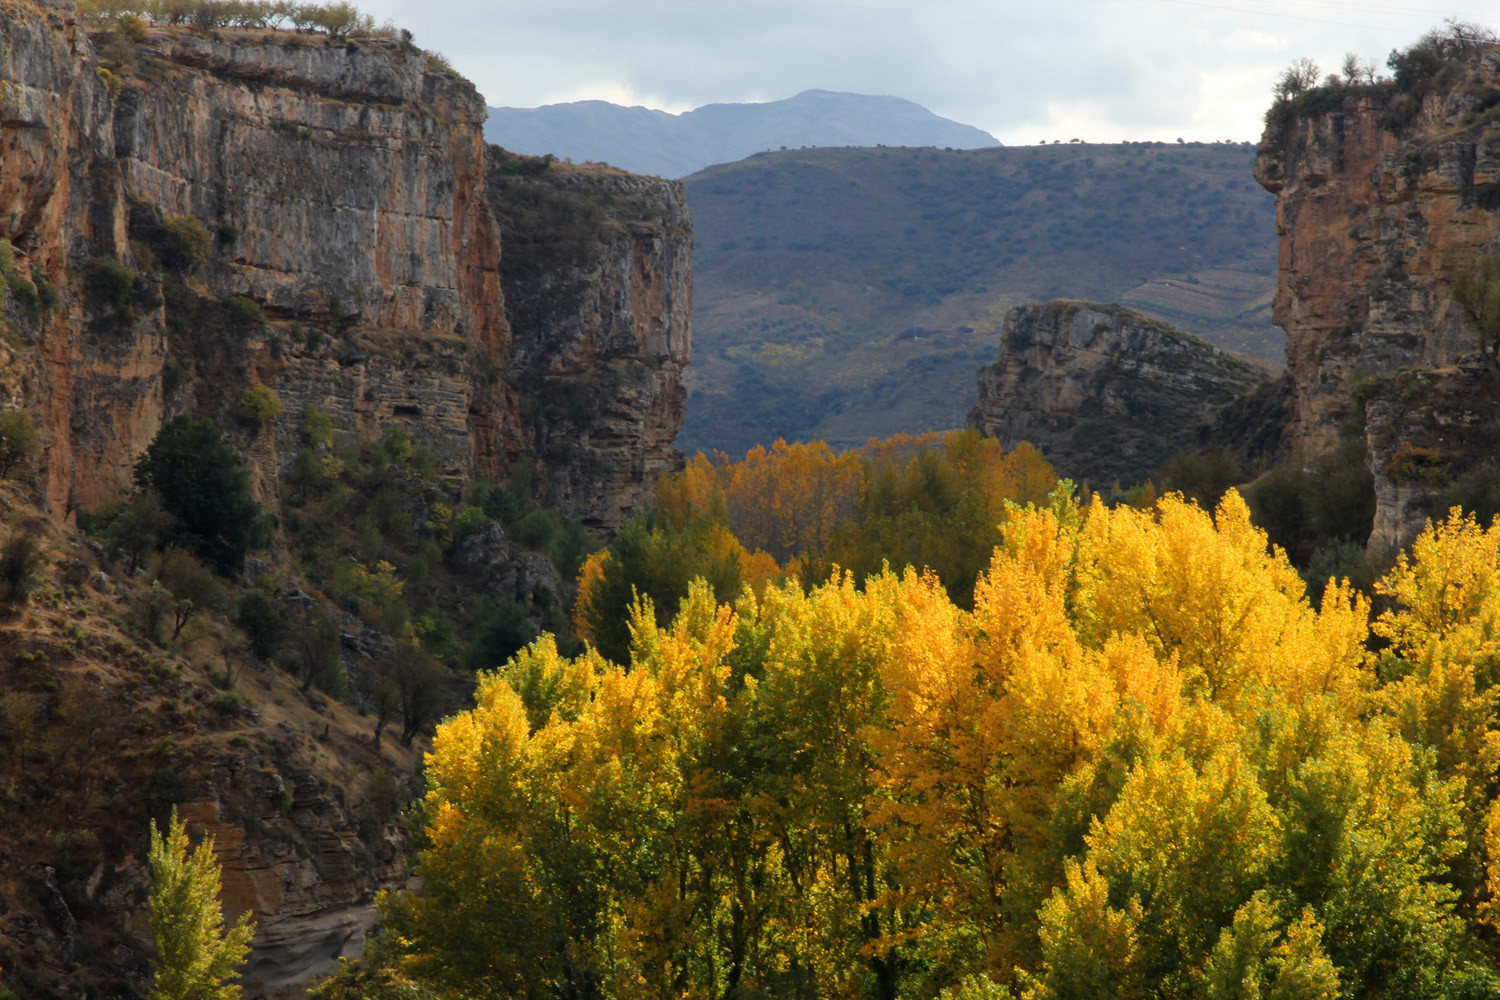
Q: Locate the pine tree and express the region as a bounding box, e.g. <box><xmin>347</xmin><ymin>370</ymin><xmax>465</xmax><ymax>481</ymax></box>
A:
<box><xmin>147</xmin><ymin>808</ymin><xmax>256</xmax><ymax>1000</ymax></box>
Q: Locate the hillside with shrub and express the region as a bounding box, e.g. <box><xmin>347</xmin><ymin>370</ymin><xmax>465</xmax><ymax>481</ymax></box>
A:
<box><xmin>682</xmin><ymin>141</ymin><xmax>1279</xmax><ymax>456</ymax></box>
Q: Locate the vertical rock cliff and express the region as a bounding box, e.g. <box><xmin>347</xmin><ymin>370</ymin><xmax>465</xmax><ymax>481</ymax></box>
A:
<box><xmin>967</xmin><ymin>301</ymin><xmax>1269</xmax><ymax>487</ymax></box>
<box><xmin>486</xmin><ymin>151</ymin><xmax>692</xmax><ymax>534</ymax></box>
<box><xmin>1254</xmin><ymin>46</ymin><xmax>1500</xmax><ymax>550</ymax></box>
<box><xmin>0</xmin><ymin>0</ymin><xmax>691</xmax><ymax>530</ymax></box>
<box><xmin>1</xmin><ymin>0</ymin><xmax>517</xmax><ymax>511</ymax></box>
<box><xmin>0</xmin><ymin>2</ymin><xmax>693</xmax><ymax>995</ymax></box>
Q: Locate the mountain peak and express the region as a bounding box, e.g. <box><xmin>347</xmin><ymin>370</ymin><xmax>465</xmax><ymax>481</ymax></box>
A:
<box><xmin>484</xmin><ymin>92</ymin><xmax>999</xmax><ymax>178</ymax></box>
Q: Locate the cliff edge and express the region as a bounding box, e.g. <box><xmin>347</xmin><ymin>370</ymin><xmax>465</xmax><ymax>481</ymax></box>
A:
<box><xmin>1254</xmin><ymin>42</ymin><xmax>1500</xmax><ymax>550</ymax></box>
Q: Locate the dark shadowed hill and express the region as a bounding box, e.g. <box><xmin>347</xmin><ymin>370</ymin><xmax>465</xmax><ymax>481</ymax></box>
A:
<box><xmin>680</xmin><ymin>141</ymin><xmax>1281</xmax><ymax>458</ymax></box>
<box><xmin>483</xmin><ymin>90</ymin><xmax>1000</xmax><ymax>179</ymax></box>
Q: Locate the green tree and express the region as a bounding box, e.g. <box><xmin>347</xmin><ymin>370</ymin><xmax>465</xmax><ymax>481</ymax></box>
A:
<box><xmin>105</xmin><ymin>491</ymin><xmax>175</xmax><ymax>574</ymax></box>
<box><xmin>239</xmin><ymin>384</ymin><xmax>281</xmax><ymax>425</ymax></box>
<box><xmin>157</xmin><ymin>550</ymin><xmax>223</xmax><ymax>642</ymax></box>
<box><xmin>160</xmin><ymin>215</ymin><xmax>212</xmax><ymax>272</ymax></box>
<box><xmin>234</xmin><ymin>587</ymin><xmax>287</xmax><ymax>661</ymax></box>
<box><xmin>135</xmin><ymin>416</ymin><xmax>264</xmax><ymax>575</ymax></box>
<box><xmin>0</xmin><ymin>411</ymin><xmax>38</xmax><ymax>478</ymax></box>
<box><xmin>461</xmin><ymin>596</ymin><xmax>535</xmax><ymax>672</ymax></box>
<box><xmin>577</xmin><ymin>514</ymin><xmax>744</xmax><ymax>664</ymax></box>
<box><xmin>290</xmin><ymin>608</ymin><xmax>347</xmax><ymax>696</ymax></box>
<box><xmin>147</xmin><ymin>807</ymin><xmax>255</xmax><ymax>1000</ymax></box>
<box><xmin>1453</xmin><ymin>255</ymin><xmax>1500</xmax><ymax>359</ymax></box>
<box><xmin>0</xmin><ymin>529</ymin><xmax>44</xmax><ymax>604</ymax></box>
<box><xmin>1273</xmin><ymin>57</ymin><xmax>1320</xmax><ymax>101</ymax></box>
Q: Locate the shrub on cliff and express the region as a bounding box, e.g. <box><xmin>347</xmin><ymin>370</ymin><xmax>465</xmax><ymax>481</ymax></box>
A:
<box><xmin>1388</xmin><ymin>18</ymin><xmax>1497</xmax><ymax>94</ymax></box>
<box><xmin>239</xmin><ymin>384</ymin><xmax>281</xmax><ymax>425</ymax></box>
<box><xmin>222</xmin><ymin>295</ymin><xmax>265</xmax><ymax>327</ymax></box>
<box><xmin>1453</xmin><ymin>254</ymin><xmax>1500</xmax><ymax>358</ymax></box>
<box><xmin>0</xmin><ymin>412</ymin><xmax>39</xmax><ymax>479</ymax></box>
<box><xmin>0</xmin><ymin>530</ymin><xmax>45</xmax><ymax>606</ymax></box>
<box><xmin>135</xmin><ymin>416</ymin><xmax>265</xmax><ymax>575</ymax></box>
<box><xmin>84</xmin><ymin>257</ymin><xmax>157</xmax><ymax>324</ymax></box>
<box><xmin>160</xmin><ymin>216</ymin><xmax>212</xmax><ymax>272</ymax></box>
<box><xmin>0</xmin><ymin>241</ymin><xmax>52</xmax><ymax>325</ymax></box>
<box><xmin>1272</xmin><ymin>57</ymin><xmax>1321</xmax><ymax>102</ymax></box>
<box><xmin>80</xmin><ymin>0</ymin><xmax>401</xmax><ymax>39</ymax></box>
<box><xmin>1264</xmin><ymin>57</ymin><xmax>1361</xmax><ymax>127</ymax></box>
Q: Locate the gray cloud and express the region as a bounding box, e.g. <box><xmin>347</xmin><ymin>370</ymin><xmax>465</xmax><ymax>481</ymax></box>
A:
<box><xmin>355</xmin><ymin>0</ymin><xmax>1474</xmax><ymax>143</ymax></box>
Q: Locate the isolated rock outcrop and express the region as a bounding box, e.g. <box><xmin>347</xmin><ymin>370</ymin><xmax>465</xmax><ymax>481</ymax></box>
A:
<box><xmin>967</xmin><ymin>301</ymin><xmax>1267</xmax><ymax>486</ymax></box>
<box><xmin>1254</xmin><ymin>46</ymin><xmax>1500</xmax><ymax>550</ymax></box>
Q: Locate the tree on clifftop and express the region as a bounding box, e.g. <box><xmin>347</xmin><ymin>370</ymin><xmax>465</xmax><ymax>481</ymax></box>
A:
<box><xmin>135</xmin><ymin>415</ymin><xmax>264</xmax><ymax>575</ymax></box>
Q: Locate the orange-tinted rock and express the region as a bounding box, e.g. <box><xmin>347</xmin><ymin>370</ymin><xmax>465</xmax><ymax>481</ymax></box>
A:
<box><xmin>0</xmin><ymin>4</ymin><xmax>689</xmax><ymax>535</ymax></box>
<box><xmin>1254</xmin><ymin>49</ymin><xmax>1500</xmax><ymax>549</ymax></box>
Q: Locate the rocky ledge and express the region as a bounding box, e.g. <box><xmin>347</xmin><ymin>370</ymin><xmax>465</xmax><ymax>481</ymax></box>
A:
<box><xmin>967</xmin><ymin>300</ymin><xmax>1270</xmax><ymax>487</ymax></box>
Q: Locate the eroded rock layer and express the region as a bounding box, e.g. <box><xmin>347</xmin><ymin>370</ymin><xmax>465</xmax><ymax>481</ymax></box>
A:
<box><xmin>967</xmin><ymin>301</ymin><xmax>1267</xmax><ymax>486</ymax></box>
<box><xmin>1254</xmin><ymin>48</ymin><xmax>1500</xmax><ymax>550</ymax></box>
<box><xmin>488</xmin><ymin>153</ymin><xmax>693</xmax><ymax>534</ymax></box>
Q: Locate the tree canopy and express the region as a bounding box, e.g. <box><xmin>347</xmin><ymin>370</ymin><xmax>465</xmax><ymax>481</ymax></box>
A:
<box><xmin>147</xmin><ymin>808</ymin><xmax>255</xmax><ymax>1000</ymax></box>
<box><xmin>355</xmin><ymin>489</ymin><xmax>1500</xmax><ymax>999</ymax></box>
<box><xmin>134</xmin><ymin>415</ymin><xmax>263</xmax><ymax>575</ymax></box>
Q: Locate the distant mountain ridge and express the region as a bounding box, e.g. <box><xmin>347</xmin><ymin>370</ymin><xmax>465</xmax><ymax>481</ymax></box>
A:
<box><xmin>483</xmin><ymin>89</ymin><xmax>1000</xmax><ymax>178</ymax></box>
<box><xmin>679</xmin><ymin>142</ymin><xmax>1281</xmax><ymax>458</ymax></box>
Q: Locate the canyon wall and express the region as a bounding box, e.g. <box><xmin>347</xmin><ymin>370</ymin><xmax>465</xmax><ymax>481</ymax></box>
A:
<box><xmin>488</xmin><ymin>153</ymin><xmax>693</xmax><ymax>534</ymax></box>
<box><xmin>967</xmin><ymin>301</ymin><xmax>1268</xmax><ymax>487</ymax></box>
<box><xmin>1254</xmin><ymin>48</ymin><xmax>1500</xmax><ymax>550</ymax></box>
<box><xmin>0</xmin><ymin>0</ymin><xmax>690</xmax><ymax>527</ymax></box>
<box><xmin>0</xmin><ymin>2</ymin><xmax>691</xmax><ymax>994</ymax></box>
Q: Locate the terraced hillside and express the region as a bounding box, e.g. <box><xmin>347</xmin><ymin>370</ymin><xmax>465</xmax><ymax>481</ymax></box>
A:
<box><xmin>681</xmin><ymin>141</ymin><xmax>1279</xmax><ymax>457</ymax></box>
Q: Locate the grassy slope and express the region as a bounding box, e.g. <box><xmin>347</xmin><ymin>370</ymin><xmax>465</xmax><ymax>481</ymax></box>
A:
<box><xmin>681</xmin><ymin>141</ymin><xmax>1280</xmax><ymax>457</ymax></box>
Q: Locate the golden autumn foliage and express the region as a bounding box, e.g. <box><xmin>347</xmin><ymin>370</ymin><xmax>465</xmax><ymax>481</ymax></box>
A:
<box><xmin>366</xmin><ymin>495</ymin><xmax>1500</xmax><ymax>1000</ymax></box>
<box><xmin>574</xmin><ymin>432</ymin><xmax>1060</xmax><ymax>667</ymax></box>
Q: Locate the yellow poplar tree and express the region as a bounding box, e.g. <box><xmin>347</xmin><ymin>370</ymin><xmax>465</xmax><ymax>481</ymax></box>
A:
<box><xmin>147</xmin><ymin>808</ymin><xmax>255</xmax><ymax>1000</ymax></box>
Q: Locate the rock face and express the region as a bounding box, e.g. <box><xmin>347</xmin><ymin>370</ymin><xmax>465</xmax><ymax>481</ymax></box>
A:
<box><xmin>488</xmin><ymin>152</ymin><xmax>693</xmax><ymax>534</ymax></box>
<box><xmin>178</xmin><ymin>765</ymin><xmax>408</xmax><ymax>990</ymax></box>
<box><xmin>0</xmin><ymin>2</ymin><xmax>692</xmax><ymax>993</ymax></box>
<box><xmin>0</xmin><ymin>2</ymin><xmax>690</xmax><ymax>528</ymax></box>
<box><xmin>967</xmin><ymin>301</ymin><xmax>1268</xmax><ymax>486</ymax></box>
<box><xmin>1253</xmin><ymin>48</ymin><xmax>1500</xmax><ymax>550</ymax></box>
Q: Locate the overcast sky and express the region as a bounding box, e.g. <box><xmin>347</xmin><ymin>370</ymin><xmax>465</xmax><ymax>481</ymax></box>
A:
<box><xmin>352</xmin><ymin>0</ymin><xmax>1494</xmax><ymax>145</ymax></box>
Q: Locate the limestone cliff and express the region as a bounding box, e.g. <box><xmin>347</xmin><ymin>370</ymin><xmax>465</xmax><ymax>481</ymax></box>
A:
<box><xmin>487</xmin><ymin>150</ymin><xmax>692</xmax><ymax>535</ymax></box>
<box><xmin>967</xmin><ymin>301</ymin><xmax>1269</xmax><ymax>486</ymax></box>
<box><xmin>0</xmin><ymin>0</ymin><xmax>515</xmax><ymax>512</ymax></box>
<box><xmin>0</xmin><ymin>1</ymin><xmax>690</xmax><ymax>528</ymax></box>
<box><xmin>0</xmin><ymin>2</ymin><xmax>692</xmax><ymax>996</ymax></box>
<box><xmin>1254</xmin><ymin>45</ymin><xmax>1500</xmax><ymax>551</ymax></box>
